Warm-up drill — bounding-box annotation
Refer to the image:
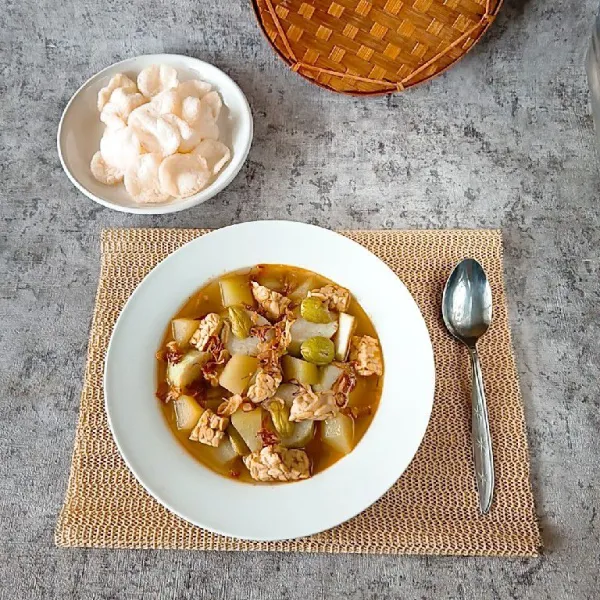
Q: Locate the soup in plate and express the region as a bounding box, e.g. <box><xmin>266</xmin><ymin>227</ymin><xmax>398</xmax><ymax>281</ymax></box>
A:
<box><xmin>156</xmin><ymin>264</ymin><xmax>384</xmax><ymax>483</ymax></box>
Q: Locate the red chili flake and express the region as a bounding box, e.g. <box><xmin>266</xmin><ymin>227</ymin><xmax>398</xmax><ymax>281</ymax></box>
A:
<box><xmin>334</xmin><ymin>393</ymin><xmax>348</xmax><ymax>408</ymax></box>
<box><xmin>201</xmin><ymin>361</ymin><xmax>224</xmax><ymax>389</ymax></box>
<box><xmin>333</xmin><ymin>371</ymin><xmax>356</xmax><ymax>397</ymax></box>
<box><xmin>341</xmin><ymin>405</ymin><xmax>372</xmax><ymax>419</ymax></box>
<box><xmin>155</xmin><ymin>382</ymin><xmax>170</xmax><ymax>403</ymax></box>
<box><xmin>202</xmin><ymin>361</ymin><xmax>217</xmax><ymax>376</ymax></box>
<box><xmin>204</xmin><ymin>335</ymin><xmax>222</xmax><ymax>353</ymax></box>
<box><xmin>250</xmin><ymin>325</ymin><xmax>272</xmax><ymax>342</ymax></box>
<box><xmin>217</xmin><ymin>350</ymin><xmax>230</xmax><ymax>364</ymax></box>
<box><xmin>271</xmin><ymin>319</ymin><xmax>291</xmax><ymax>352</ymax></box>
<box><xmin>258</xmin><ymin>349</ymin><xmax>280</xmax><ymax>370</ymax></box>
<box><xmin>204</xmin><ymin>336</ymin><xmax>229</xmax><ymax>366</ymax></box>
<box><xmin>257</xmin><ymin>428</ymin><xmax>279</xmax><ymax>447</ymax></box>
<box><xmin>164</xmin><ymin>341</ymin><xmax>183</xmax><ymax>364</ymax></box>
<box><xmin>187</xmin><ymin>380</ymin><xmax>207</xmax><ymax>402</ymax></box>
<box><xmin>229</xmin><ymin>469</ymin><xmax>240</xmax><ymax>479</ymax></box>
<box><xmin>280</xmin><ymin>274</ymin><xmax>298</xmax><ymax>296</ymax></box>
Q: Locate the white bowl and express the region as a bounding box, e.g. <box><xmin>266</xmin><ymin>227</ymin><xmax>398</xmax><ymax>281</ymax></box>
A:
<box><xmin>105</xmin><ymin>221</ymin><xmax>435</xmax><ymax>540</ymax></box>
<box><xmin>57</xmin><ymin>54</ymin><xmax>253</xmax><ymax>214</ymax></box>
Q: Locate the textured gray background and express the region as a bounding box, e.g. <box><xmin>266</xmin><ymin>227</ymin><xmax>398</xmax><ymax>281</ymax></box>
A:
<box><xmin>1</xmin><ymin>0</ymin><xmax>599</xmax><ymax>598</ymax></box>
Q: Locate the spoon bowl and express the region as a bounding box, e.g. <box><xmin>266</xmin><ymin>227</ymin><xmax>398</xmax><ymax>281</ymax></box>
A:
<box><xmin>442</xmin><ymin>258</ymin><xmax>492</xmax><ymax>346</ymax></box>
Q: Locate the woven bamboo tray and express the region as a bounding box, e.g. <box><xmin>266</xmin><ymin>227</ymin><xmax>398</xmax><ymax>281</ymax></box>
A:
<box><xmin>252</xmin><ymin>0</ymin><xmax>502</xmax><ymax>95</ymax></box>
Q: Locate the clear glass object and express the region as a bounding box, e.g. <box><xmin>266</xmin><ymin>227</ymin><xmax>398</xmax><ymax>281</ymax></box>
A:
<box><xmin>586</xmin><ymin>14</ymin><xmax>600</xmax><ymax>149</ymax></box>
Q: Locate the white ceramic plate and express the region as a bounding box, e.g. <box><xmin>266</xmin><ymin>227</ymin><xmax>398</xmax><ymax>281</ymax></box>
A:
<box><xmin>57</xmin><ymin>54</ymin><xmax>253</xmax><ymax>214</ymax></box>
<box><xmin>105</xmin><ymin>221</ymin><xmax>435</xmax><ymax>540</ymax></box>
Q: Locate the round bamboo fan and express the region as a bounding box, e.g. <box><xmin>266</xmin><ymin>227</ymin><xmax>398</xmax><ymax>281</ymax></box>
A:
<box><xmin>252</xmin><ymin>0</ymin><xmax>502</xmax><ymax>95</ymax></box>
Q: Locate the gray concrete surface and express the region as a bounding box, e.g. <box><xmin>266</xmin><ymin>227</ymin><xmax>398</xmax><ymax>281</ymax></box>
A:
<box><xmin>1</xmin><ymin>0</ymin><xmax>599</xmax><ymax>598</ymax></box>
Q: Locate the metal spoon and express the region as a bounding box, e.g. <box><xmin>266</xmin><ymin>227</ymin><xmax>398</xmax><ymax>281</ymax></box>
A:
<box><xmin>442</xmin><ymin>258</ymin><xmax>494</xmax><ymax>514</ymax></box>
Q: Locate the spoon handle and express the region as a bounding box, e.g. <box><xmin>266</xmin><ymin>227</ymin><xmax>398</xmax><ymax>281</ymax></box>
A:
<box><xmin>468</xmin><ymin>346</ymin><xmax>494</xmax><ymax>514</ymax></box>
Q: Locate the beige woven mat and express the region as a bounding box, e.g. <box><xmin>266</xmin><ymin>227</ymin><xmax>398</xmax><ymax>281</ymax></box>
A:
<box><xmin>56</xmin><ymin>228</ymin><xmax>541</xmax><ymax>556</ymax></box>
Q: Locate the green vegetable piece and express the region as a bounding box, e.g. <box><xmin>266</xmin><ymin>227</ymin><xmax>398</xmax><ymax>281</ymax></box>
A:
<box><xmin>322</xmin><ymin>413</ymin><xmax>354</xmax><ymax>455</ymax></box>
<box><xmin>219</xmin><ymin>354</ymin><xmax>259</xmax><ymax>394</ymax></box>
<box><xmin>219</xmin><ymin>275</ymin><xmax>255</xmax><ymax>308</ymax></box>
<box><xmin>171</xmin><ymin>318</ymin><xmax>200</xmax><ymax>348</ymax></box>
<box><xmin>227</xmin><ymin>425</ymin><xmax>250</xmax><ymax>456</ymax></box>
<box><xmin>313</xmin><ymin>364</ymin><xmax>343</xmax><ymax>393</ymax></box>
<box><xmin>231</xmin><ymin>408</ymin><xmax>263</xmax><ymax>452</ymax></box>
<box><xmin>228</xmin><ymin>306</ymin><xmax>252</xmax><ymax>339</ymax></box>
<box><xmin>208</xmin><ymin>437</ymin><xmax>238</xmax><ymax>466</ymax></box>
<box><xmin>280</xmin><ymin>420</ymin><xmax>315</xmax><ymax>449</ymax></box>
<box><xmin>266</xmin><ymin>400</ymin><xmax>294</xmax><ymax>438</ymax></box>
<box><xmin>173</xmin><ymin>395</ymin><xmax>204</xmax><ymax>431</ymax></box>
<box><xmin>166</xmin><ymin>350</ymin><xmax>210</xmax><ymax>390</ymax></box>
<box><xmin>300</xmin><ymin>297</ymin><xmax>331</xmax><ymax>324</ymax></box>
<box><xmin>300</xmin><ymin>336</ymin><xmax>335</xmax><ymax>366</ymax></box>
<box><xmin>281</xmin><ymin>355</ymin><xmax>320</xmax><ymax>386</ymax></box>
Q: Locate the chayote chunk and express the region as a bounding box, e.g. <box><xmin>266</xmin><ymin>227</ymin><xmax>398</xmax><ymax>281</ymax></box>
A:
<box><xmin>281</xmin><ymin>355</ymin><xmax>320</xmax><ymax>385</ymax></box>
<box><xmin>219</xmin><ymin>275</ymin><xmax>255</xmax><ymax>308</ymax></box>
<box><xmin>227</xmin><ymin>425</ymin><xmax>250</xmax><ymax>456</ymax></box>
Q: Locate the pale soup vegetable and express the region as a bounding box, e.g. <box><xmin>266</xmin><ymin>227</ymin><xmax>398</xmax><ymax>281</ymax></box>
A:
<box><xmin>156</xmin><ymin>265</ymin><xmax>384</xmax><ymax>483</ymax></box>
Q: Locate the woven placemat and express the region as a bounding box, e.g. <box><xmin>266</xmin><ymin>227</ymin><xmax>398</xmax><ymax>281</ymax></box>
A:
<box><xmin>252</xmin><ymin>0</ymin><xmax>503</xmax><ymax>95</ymax></box>
<box><xmin>56</xmin><ymin>228</ymin><xmax>540</xmax><ymax>555</ymax></box>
